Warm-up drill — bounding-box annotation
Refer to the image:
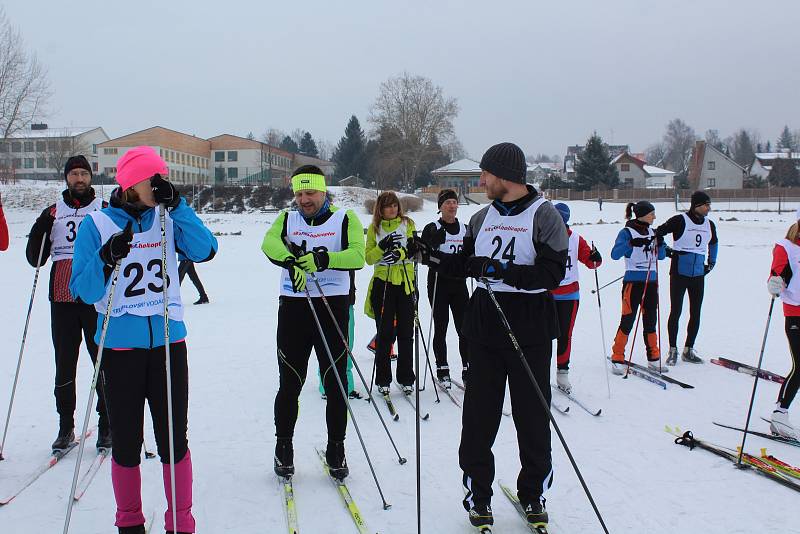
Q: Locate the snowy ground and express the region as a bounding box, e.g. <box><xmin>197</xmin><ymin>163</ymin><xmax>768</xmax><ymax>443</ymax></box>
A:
<box><xmin>1</xmin><ymin>193</ymin><xmax>799</xmax><ymax>534</ymax></box>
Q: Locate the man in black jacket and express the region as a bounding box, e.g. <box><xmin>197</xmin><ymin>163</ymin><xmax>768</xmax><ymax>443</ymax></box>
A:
<box><xmin>416</xmin><ymin>142</ymin><xmax>567</xmax><ymax>532</ymax></box>
<box><xmin>26</xmin><ymin>156</ymin><xmax>111</xmax><ymax>452</ymax></box>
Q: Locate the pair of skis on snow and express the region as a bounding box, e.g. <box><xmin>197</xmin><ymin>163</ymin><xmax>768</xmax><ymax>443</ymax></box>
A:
<box><xmin>280</xmin><ymin>448</ymin><xmax>375</xmax><ymax>534</ymax></box>
<box><xmin>0</xmin><ymin>427</ymin><xmax>107</xmax><ymax>506</ymax></box>
<box><xmin>472</xmin><ymin>481</ymin><xmax>550</xmax><ymax>533</ymax></box>
<box><xmin>710</xmin><ymin>356</ymin><xmax>786</xmax><ymax>384</ymax></box>
<box><xmin>610</xmin><ymin>358</ymin><xmax>695</xmax><ymax>390</ymax></box>
<box><xmin>375</xmin><ymin>384</ymin><xmax>430</xmax><ymax>422</ymax></box>
<box><xmin>550</xmin><ymin>386</ymin><xmax>602</xmax><ymax>416</ymax></box>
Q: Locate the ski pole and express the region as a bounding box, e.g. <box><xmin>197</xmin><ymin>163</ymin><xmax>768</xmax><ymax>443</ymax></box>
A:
<box><xmin>308</xmin><ymin>275</ymin><xmax>406</xmax><ymax>464</ymax></box>
<box><xmin>413</xmin><ymin>265</ymin><xmax>423</xmax><ymax>534</ymax></box>
<box><xmin>736</xmin><ymin>296</ymin><xmax>776</xmax><ymax>467</ymax></box>
<box><xmin>62</xmin><ymin>262</ymin><xmax>122</xmax><ymax>534</ymax></box>
<box><xmin>369</xmin><ymin>264</ymin><xmax>392</xmax><ymax>399</ymax></box>
<box><xmin>590</xmin><ymin>275</ymin><xmax>623</xmax><ymax>294</ymax></box>
<box><xmin>480</xmin><ymin>278</ymin><xmax>610</xmax><ymax>534</ymax></box>
<box><xmin>401</xmin><ymin>265</ymin><xmax>440</xmax><ymax>404</ymax></box>
<box><xmin>624</xmin><ymin>241</ymin><xmax>656</xmax><ymax>378</ymax></box>
<box><xmin>592</xmin><ymin>242</ymin><xmax>612</xmax><ymax>399</ymax></box>
<box><xmin>421</xmin><ymin>271</ymin><xmax>438</xmax><ymax>391</ymax></box>
<box><xmin>654</xmin><ymin>241</ymin><xmax>664</xmax><ymax>372</ymax></box>
<box><xmin>303</xmin><ymin>286</ymin><xmax>392</xmax><ymax>509</ymax></box>
<box><xmin>0</xmin><ymin>235</ymin><xmax>47</xmax><ymax>461</ymax></box>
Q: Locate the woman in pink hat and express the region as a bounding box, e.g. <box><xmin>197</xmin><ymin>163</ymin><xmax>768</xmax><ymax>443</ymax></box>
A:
<box><xmin>70</xmin><ymin>146</ymin><xmax>218</xmax><ymax>534</ymax></box>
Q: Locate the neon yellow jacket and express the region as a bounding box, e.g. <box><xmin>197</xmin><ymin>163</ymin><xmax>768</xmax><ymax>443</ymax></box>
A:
<box><xmin>364</xmin><ymin>217</ymin><xmax>416</xmax><ymax>318</ymax></box>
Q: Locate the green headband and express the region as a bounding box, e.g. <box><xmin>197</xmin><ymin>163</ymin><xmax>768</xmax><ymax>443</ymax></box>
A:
<box><xmin>291</xmin><ymin>173</ymin><xmax>327</xmax><ymax>193</ymax></box>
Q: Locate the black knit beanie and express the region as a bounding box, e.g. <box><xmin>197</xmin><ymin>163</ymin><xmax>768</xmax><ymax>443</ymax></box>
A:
<box><xmin>64</xmin><ymin>155</ymin><xmax>92</xmax><ymax>180</ymax></box>
<box><xmin>437</xmin><ymin>189</ymin><xmax>458</xmax><ymax>210</ymax></box>
<box><xmin>479</xmin><ymin>142</ymin><xmax>527</xmax><ymax>183</ymax></box>
<box><xmin>690</xmin><ymin>190</ymin><xmax>711</xmax><ymax>209</ymax></box>
<box><xmin>632</xmin><ymin>200</ymin><xmax>655</xmax><ymax>218</ymax></box>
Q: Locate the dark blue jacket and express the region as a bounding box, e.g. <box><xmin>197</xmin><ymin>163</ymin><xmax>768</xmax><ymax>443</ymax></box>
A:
<box><xmin>655</xmin><ymin>212</ymin><xmax>718</xmax><ymax>277</ymax></box>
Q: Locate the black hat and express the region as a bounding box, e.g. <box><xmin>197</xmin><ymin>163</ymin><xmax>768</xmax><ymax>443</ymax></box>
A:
<box><xmin>64</xmin><ymin>155</ymin><xmax>92</xmax><ymax>179</ymax></box>
<box><xmin>690</xmin><ymin>190</ymin><xmax>711</xmax><ymax>209</ymax></box>
<box><xmin>479</xmin><ymin>142</ymin><xmax>527</xmax><ymax>184</ymax></box>
<box><xmin>437</xmin><ymin>189</ymin><xmax>458</xmax><ymax>210</ymax></box>
<box><xmin>632</xmin><ymin>200</ymin><xmax>655</xmax><ymax>218</ymax></box>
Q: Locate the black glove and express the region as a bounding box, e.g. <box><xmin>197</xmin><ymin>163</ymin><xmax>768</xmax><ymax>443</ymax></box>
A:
<box><xmin>664</xmin><ymin>246</ymin><xmax>674</xmax><ymax>258</ymax></box>
<box><xmin>704</xmin><ymin>262</ymin><xmax>715</xmax><ymax>275</ymax></box>
<box><xmin>430</xmin><ymin>225</ymin><xmax>447</xmax><ymax>247</ymax></box>
<box><xmin>35</xmin><ymin>208</ymin><xmax>55</xmax><ymax>235</ymax></box>
<box><xmin>377</xmin><ymin>232</ymin><xmax>401</xmax><ymax>251</ymax></box>
<box><xmin>151</xmin><ymin>175</ymin><xmax>181</xmax><ymax>209</ymax></box>
<box><xmin>99</xmin><ymin>221</ymin><xmax>134</xmax><ymax>266</ymax></box>
<box><xmin>466</xmin><ymin>256</ymin><xmax>505</xmax><ymax>280</ymax></box>
<box><xmin>630</xmin><ymin>236</ymin><xmax>653</xmax><ymax>248</ymax></box>
<box><xmin>588</xmin><ymin>246</ymin><xmax>602</xmax><ymax>263</ymax></box>
<box><xmin>382</xmin><ymin>247</ymin><xmax>407</xmax><ymax>265</ymax></box>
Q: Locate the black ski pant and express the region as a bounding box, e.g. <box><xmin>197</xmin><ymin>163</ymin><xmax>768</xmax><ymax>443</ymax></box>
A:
<box><xmin>370</xmin><ymin>278</ymin><xmax>415</xmax><ymax>387</ymax></box>
<box><xmin>275</xmin><ymin>295</ymin><xmax>349</xmax><ymax>442</ymax></box>
<box><xmin>612</xmin><ymin>280</ymin><xmax>660</xmax><ymax>360</ymax></box>
<box><xmin>460</xmin><ymin>340</ymin><xmax>552</xmax><ymax>509</ymax></box>
<box><xmin>555</xmin><ymin>299</ymin><xmax>579</xmax><ymax>370</ymax></box>
<box><xmin>427</xmin><ymin>272</ymin><xmax>469</xmax><ymax>373</ymax></box>
<box><xmin>667</xmin><ymin>274</ymin><xmax>704</xmax><ymax>348</ymax></box>
<box><xmin>51</xmin><ymin>301</ymin><xmax>107</xmax><ymax>430</ymax></box>
<box><xmin>102</xmin><ymin>342</ymin><xmax>189</xmax><ymax>467</ymax></box>
<box><xmin>179</xmin><ymin>260</ymin><xmax>207</xmax><ymax>299</ymax></box>
<box><xmin>779</xmin><ymin>316</ymin><xmax>800</xmax><ymax>410</ymax></box>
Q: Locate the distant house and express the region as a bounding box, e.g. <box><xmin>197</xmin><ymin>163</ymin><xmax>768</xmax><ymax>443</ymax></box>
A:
<box><xmin>527</xmin><ymin>162</ymin><xmax>560</xmax><ymax>183</ymax></box>
<box><xmin>687</xmin><ymin>140</ymin><xmax>746</xmax><ymax>189</ymax></box>
<box><xmin>432</xmin><ymin>158</ymin><xmax>482</xmax><ymax>190</ymax></box>
<box><xmin>749</xmin><ymin>150</ymin><xmax>800</xmax><ymax>179</ymax></box>
<box><xmin>208</xmin><ymin>134</ymin><xmax>293</xmax><ymax>186</ymax></box>
<box><xmin>643</xmin><ymin>165</ymin><xmax>676</xmax><ymax>189</ymax></box>
<box><xmin>610</xmin><ymin>152</ymin><xmax>675</xmax><ymax>188</ymax></box>
<box><xmin>563</xmin><ymin>143</ymin><xmax>629</xmax><ymax>180</ymax></box>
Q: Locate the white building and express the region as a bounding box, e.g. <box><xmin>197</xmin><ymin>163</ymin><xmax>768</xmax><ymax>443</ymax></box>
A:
<box><xmin>208</xmin><ymin>134</ymin><xmax>294</xmax><ymax>186</ymax></box>
<box><xmin>0</xmin><ymin>124</ymin><xmax>109</xmax><ymax>181</ymax></box>
<box><xmin>749</xmin><ymin>151</ymin><xmax>800</xmax><ymax>179</ymax></box>
<box><xmin>643</xmin><ymin>165</ymin><xmax>676</xmax><ymax>188</ymax></box>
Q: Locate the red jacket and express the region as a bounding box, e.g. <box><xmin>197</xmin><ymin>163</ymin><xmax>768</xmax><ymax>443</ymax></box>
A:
<box><xmin>0</xmin><ymin>204</ymin><xmax>8</xmax><ymax>251</ymax></box>
<box><xmin>771</xmin><ymin>241</ymin><xmax>800</xmax><ymax>316</ymax></box>
<box><xmin>551</xmin><ymin>229</ymin><xmax>601</xmax><ymax>296</ymax></box>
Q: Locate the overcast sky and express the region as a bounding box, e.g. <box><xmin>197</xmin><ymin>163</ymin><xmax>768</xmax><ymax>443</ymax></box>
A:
<box><xmin>5</xmin><ymin>0</ymin><xmax>800</xmax><ymax>159</ymax></box>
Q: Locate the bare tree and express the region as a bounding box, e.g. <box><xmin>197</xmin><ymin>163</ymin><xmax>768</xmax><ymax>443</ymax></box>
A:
<box><xmin>645</xmin><ymin>142</ymin><xmax>667</xmax><ymax>167</ymax></box>
<box><xmin>369</xmin><ymin>72</ymin><xmax>459</xmax><ymax>190</ymax></box>
<box><xmin>45</xmin><ymin>130</ymin><xmax>92</xmax><ymax>179</ymax></box>
<box><xmin>0</xmin><ymin>7</ymin><xmax>51</xmax><ymax>138</ymax></box>
<box><xmin>316</xmin><ymin>139</ymin><xmax>333</xmax><ymax>161</ymax></box>
<box><xmin>662</xmin><ymin>118</ymin><xmax>697</xmax><ymax>172</ymax></box>
<box><xmin>261</xmin><ymin>128</ymin><xmax>285</xmax><ymax>147</ymax></box>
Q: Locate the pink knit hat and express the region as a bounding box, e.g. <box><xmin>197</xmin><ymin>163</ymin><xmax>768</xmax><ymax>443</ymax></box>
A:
<box><xmin>116</xmin><ymin>146</ymin><xmax>169</xmax><ymax>190</ymax></box>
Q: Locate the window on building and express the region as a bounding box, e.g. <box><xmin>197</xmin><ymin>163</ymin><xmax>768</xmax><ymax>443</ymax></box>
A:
<box><xmin>215</xmin><ymin>151</ymin><xmax>224</xmax><ymax>162</ymax></box>
<box><xmin>11</xmin><ymin>142</ymin><xmax>22</xmax><ymax>153</ymax></box>
<box><xmin>228</xmin><ymin>167</ymin><xmax>238</xmax><ymax>179</ymax></box>
<box><xmin>104</xmin><ymin>167</ymin><xmax>117</xmax><ymax>175</ymax></box>
<box><xmin>227</xmin><ymin>151</ymin><xmax>238</xmax><ymax>162</ymax></box>
<box><xmin>707</xmin><ymin>178</ymin><xmax>716</xmax><ymax>187</ymax></box>
<box><xmin>708</xmin><ymin>161</ymin><xmax>716</xmax><ymax>170</ymax></box>
<box><xmin>103</xmin><ymin>147</ymin><xmax>118</xmax><ymax>155</ymax></box>
<box><xmin>0</xmin><ymin>142</ymin><xmax>8</xmax><ymax>153</ymax></box>
<box><xmin>23</xmin><ymin>158</ymin><xmax>34</xmax><ymax>168</ymax></box>
<box><xmin>92</xmin><ymin>144</ymin><xmax>97</xmax><ymax>155</ymax></box>
<box><xmin>61</xmin><ymin>140</ymin><xmax>71</xmax><ymax>150</ymax></box>
<box><xmin>12</xmin><ymin>158</ymin><xmax>21</xmax><ymax>168</ymax></box>
<box><xmin>181</xmin><ymin>153</ymin><xmax>186</xmax><ymax>164</ymax></box>
<box><xmin>36</xmin><ymin>141</ymin><xmax>46</xmax><ymax>152</ymax></box>
<box><xmin>48</xmin><ymin>141</ymin><xmax>58</xmax><ymax>151</ymax></box>
<box><xmin>24</xmin><ymin>141</ymin><xmax>34</xmax><ymax>152</ymax></box>
<box><xmin>92</xmin><ymin>162</ymin><xmax>98</xmax><ymax>172</ymax></box>
<box><xmin>191</xmin><ymin>155</ymin><xmax>196</xmax><ymax>166</ymax></box>
<box><xmin>36</xmin><ymin>157</ymin><xmax>46</xmax><ymax>168</ymax></box>
<box><xmin>160</xmin><ymin>149</ymin><xmax>164</xmax><ymax>158</ymax></box>
<box><xmin>621</xmin><ymin>163</ymin><xmax>630</xmax><ymax>172</ymax></box>
<box><xmin>214</xmin><ymin>167</ymin><xmax>225</xmax><ymax>181</ymax></box>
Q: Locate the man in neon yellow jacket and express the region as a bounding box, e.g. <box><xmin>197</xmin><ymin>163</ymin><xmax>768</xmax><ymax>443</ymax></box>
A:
<box><xmin>261</xmin><ymin>165</ymin><xmax>365</xmax><ymax>481</ymax></box>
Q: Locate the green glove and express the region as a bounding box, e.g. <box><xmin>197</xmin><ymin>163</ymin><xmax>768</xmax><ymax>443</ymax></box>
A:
<box><xmin>288</xmin><ymin>261</ymin><xmax>307</xmax><ymax>293</ymax></box>
<box><xmin>297</xmin><ymin>250</ymin><xmax>329</xmax><ymax>273</ymax></box>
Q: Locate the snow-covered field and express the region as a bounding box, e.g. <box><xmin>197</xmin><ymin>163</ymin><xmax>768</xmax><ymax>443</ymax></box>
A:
<box><xmin>1</xmin><ymin>191</ymin><xmax>799</xmax><ymax>534</ymax></box>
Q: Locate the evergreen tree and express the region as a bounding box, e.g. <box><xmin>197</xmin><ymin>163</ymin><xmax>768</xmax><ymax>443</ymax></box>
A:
<box><xmin>280</xmin><ymin>135</ymin><xmax>299</xmax><ymax>154</ymax></box>
<box><xmin>768</xmin><ymin>158</ymin><xmax>800</xmax><ymax>186</ymax></box>
<box><xmin>299</xmin><ymin>132</ymin><xmax>319</xmax><ymax>157</ymax></box>
<box><xmin>573</xmin><ymin>132</ymin><xmax>619</xmax><ymax>191</ymax></box>
<box><xmin>332</xmin><ymin>115</ymin><xmax>366</xmax><ymax>179</ymax></box>
<box><xmin>246</xmin><ymin>132</ymin><xmax>255</xmax><ymax>140</ymax></box>
<box><xmin>778</xmin><ymin>125</ymin><xmax>796</xmax><ymax>151</ymax></box>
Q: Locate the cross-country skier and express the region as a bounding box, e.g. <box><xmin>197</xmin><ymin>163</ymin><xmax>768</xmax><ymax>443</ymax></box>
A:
<box><xmin>70</xmin><ymin>146</ymin><xmax>218</xmax><ymax>534</ymax></box>
<box><xmin>178</xmin><ymin>260</ymin><xmax>209</xmax><ymax>304</ymax></box>
<box><xmin>420</xmin><ymin>188</ymin><xmax>469</xmax><ymax>388</ymax></box>
<box><xmin>365</xmin><ymin>191</ymin><xmax>417</xmax><ymax>396</ymax></box>
<box><xmin>766</xmin><ymin>215</ymin><xmax>800</xmax><ymax>439</ymax></box>
<box><xmin>262</xmin><ymin>165</ymin><xmax>365</xmax><ymax>481</ymax></box>
<box><xmin>550</xmin><ymin>203</ymin><xmax>602</xmax><ymax>393</ymax></box>
<box><xmin>0</xmin><ymin>191</ymin><xmax>8</xmax><ymax>251</ymax></box>
<box><xmin>609</xmin><ymin>201</ymin><xmax>667</xmax><ymax>375</ymax></box>
<box><xmin>654</xmin><ymin>191</ymin><xmax>717</xmax><ymax>365</ymax></box>
<box><xmin>25</xmin><ymin>156</ymin><xmax>110</xmax><ymax>451</ymax></box>
<box><xmin>413</xmin><ymin>142</ymin><xmax>567</xmax><ymax>532</ymax></box>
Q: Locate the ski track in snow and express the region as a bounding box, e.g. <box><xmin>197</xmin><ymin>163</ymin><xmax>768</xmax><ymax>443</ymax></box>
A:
<box><xmin>1</xmin><ymin>190</ymin><xmax>800</xmax><ymax>533</ymax></box>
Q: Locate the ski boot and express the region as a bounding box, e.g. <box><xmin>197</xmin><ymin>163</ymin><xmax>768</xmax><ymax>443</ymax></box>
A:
<box><xmin>467</xmin><ymin>503</ymin><xmax>493</xmax><ymax>530</ymax></box>
<box><xmin>325</xmin><ymin>440</ymin><xmax>348</xmax><ymax>480</ymax></box>
<box><xmin>610</xmin><ymin>358</ymin><xmax>626</xmax><ymax>376</ymax></box>
<box><xmin>377</xmin><ymin>385</ymin><xmax>391</xmax><ymax>397</ymax></box>
<box><xmin>771</xmin><ymin>409</ymin><xmax>799</xmax><ymax>439</ymax></box>
<box><xmin>666</xmin><ymin>347</ymin><xmax>678</xmax><ymax>366</ymax></box>
<box><xmin>274</xmin><ymin>437</ymin><xmax>294</xmax><ymax>478</ymax></box>
<box><xmin>193</xmin><ymin>295</ymin><xmax>209</xmax><ymax>305</ymax></box>
<box><xmin>647</xmin><ymin>360</ymin><xmax>668</xmax><ymax>373</ymax></box>
<box><xmin>96</xmin><ymin>415</ymin><xmax>112</xmax><ymax>451</ymax></box>
<box><xmin>52</xmin><ymin>427</ymin><xmax>75</xmax><ymax>453</ymax></box>
<box><xmin>118</xmin><ymin>526</ymin><xmax>145</xmax><ymax>534</ymax></box>
<box><xmin>681</xmin><ymin>347</ymin><xmax>704</xmax><ymax>364</ymax></box>
<box><xmin>438</xmin><ymin>375</ymin><xmax>452</xmax><ymax>390</ymax></box>
<box><xmin>521</xmin><ymin>498</ymin><xmax>549</xmax><ymax>532</ymax></box>
<box><xmin>556</xmin><ymin>369</ymin><xmax>572</xmax><ymax>394</ymax></box>
<box><xmin>401</xmin><ymin>384</ymin><xmax>413</xmax><ymax>395</ymax></box>
<box><xmin>437</xmin><ymin>365</ymin><xmax>452</xmax><ymax>389</ymax></box>
<box><xmin>348</xmin><ymin>390</ymin><xmax>363</xmax><ymax>400</ymax></box>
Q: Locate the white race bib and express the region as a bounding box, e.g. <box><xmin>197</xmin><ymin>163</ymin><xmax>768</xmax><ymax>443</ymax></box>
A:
<box><xmin>437</xmin><ymin>221</ymin><xmax>467</xmax><ymax>255</ymax></box>
<box><xmin>673</xmin><ymin>213</ymin><xmax>712</xmax><ymax>253</ymax></box>
<box><xmin>624</xmin><ymin>227</ymin><xmax>657</xmax><ymax>272</ymax></box>
<box><xmin>50</xmin><ymin>198</ymin><xmax>103</xmax><ymax>261</ymax></box>
<box><xmin>559</xmin><ymin>231</ymin><xmax>580</xmax><ymax>287</ymax></box>
<box><xmin>90</xmin><ymin>211</ymin><xmax>183</xmax><ymax>320</ymax></box>
<box><xmin>778</xmin><ymin>239</ymin><xmax>800</xmax><ymax>306</ymax></box>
